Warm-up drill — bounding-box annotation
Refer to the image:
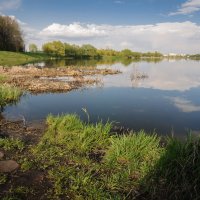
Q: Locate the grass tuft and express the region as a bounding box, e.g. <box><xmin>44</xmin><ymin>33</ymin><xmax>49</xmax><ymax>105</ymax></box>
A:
<box><xmin>0</xmin><ymin>84</ymin><xmax>22</xmax><ymax>107</ymax></box>
<box><xmin>144</xmin><ymin>134</ymin><xmax>200</xmax><ymax>199</ymax></box>
<box><xmin>0</xmin><ymin>137</ymin><xmax>24</xmax><ymax>152</ymax></box>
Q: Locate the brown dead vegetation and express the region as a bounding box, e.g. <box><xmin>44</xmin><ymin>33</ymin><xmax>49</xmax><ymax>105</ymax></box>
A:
<box><xmin>0</xmin><ymin>66</ymin><xmax>120</xmax><ymax>93</ymax></box>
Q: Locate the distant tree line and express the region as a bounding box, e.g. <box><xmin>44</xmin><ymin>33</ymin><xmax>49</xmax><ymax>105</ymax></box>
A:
<box><xmin>0</xmin><ymin>15</ymin><xmax>24</xmax><ymax>52</ymax></box>
<box><xmin>189</xmin><ymin>54</ymin><xmax>200</xmax><ymax>60</ymax></box>
<box><xmin>40</xmin><ymin>41</ymin><xmax>163</xmax><ymax>59</ymax></box>
<box><xmin>42</xmin><ymin>41</ymin><xmax>100</xmax><ymax>58</ymax></box>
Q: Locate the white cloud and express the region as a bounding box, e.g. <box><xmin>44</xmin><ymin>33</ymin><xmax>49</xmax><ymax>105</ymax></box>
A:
<box><xmin>168</xmin><ymin>97</ymin><xmax>200</xmax><ymax>112</ymax></box>
<box><xmin>0</xmin><ymin>0</ymin><xmax>21</xmax><ymax>11</ymax></box>
<box><xmin>39</xmin><ymin>23</ymin><xmax>107</xmax><ymax>39</ymax></box>
<box><xmin>169</xmin><ymin>0</ymin><xmax>200</xmax><ymax>15</ymax></box>
<box><xmin>37</xmin><ymin>21</ymin><xmax>200</xmax><ymax>54</ymax></box>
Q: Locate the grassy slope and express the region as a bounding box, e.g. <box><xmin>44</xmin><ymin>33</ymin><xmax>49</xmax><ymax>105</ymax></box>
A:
<box><xmin>0</xmin><ymin>51</ymin><xmax>49</xmax><ymax>66</ymax></box>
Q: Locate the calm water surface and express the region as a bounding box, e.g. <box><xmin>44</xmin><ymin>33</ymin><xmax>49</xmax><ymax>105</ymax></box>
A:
<box><xmin>3</xmin><ymin>59</ymin><xmax>200</xmax><ymax>136</ymax></box>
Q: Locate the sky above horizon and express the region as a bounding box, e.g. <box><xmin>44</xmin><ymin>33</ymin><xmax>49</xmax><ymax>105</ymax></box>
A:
<box><xmin>0</xmin><ymin>0</ymin><xmax>200</xmax><ymax>53</ymax></box>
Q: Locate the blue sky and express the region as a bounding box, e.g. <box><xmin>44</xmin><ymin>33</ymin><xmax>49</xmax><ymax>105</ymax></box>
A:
<box><xmin>0</xmin><ymin>0</ymin><xmax>200</xmax><ymax>53</ymax></box>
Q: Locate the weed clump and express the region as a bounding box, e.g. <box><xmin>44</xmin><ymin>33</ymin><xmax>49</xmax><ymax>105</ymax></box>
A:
<box><xmin>0</xmin><ymin>84</ymin><xmax>22</xmax><ymax>108</ymax></box>
<box><xmin>0</xmin><ymin>138</ymin><xmax>24</xmax><ymax>152</ymax></box>
<box><xmin>145</xmin><ymin>135</ymin><xmax>200</xmax><ymax>200</ymax></box>
<box><xmin>31</xmin><ymin>114</ymin><xmax>162</xmax><ymax>199</ymax></box>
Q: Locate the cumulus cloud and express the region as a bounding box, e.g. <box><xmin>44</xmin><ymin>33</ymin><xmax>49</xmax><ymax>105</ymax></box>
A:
<box><xmin>169</xmin><ymin>0</ymin><xmax>200</xmax><ymax>15</ymax></box>
<box><xmin>39</xmin><ymin>23</ymin><xmax>107</xmax><ymax>39</ymax></box>
<box><xmin>0</xmin><ymin>0</ymin><xmax>21</xmax><ymax>11</ymax></box>
<box><xmin>37</xmin><ymin>21</ymin><xmax>200</xmax><ymax>54</ymax></box>
<box><xmin>168</xmin><ymin>97</ymin><xmax>200</xmax><ymax>112</ymax></box>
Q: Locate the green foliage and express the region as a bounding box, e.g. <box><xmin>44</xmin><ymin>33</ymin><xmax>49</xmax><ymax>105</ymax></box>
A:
<box><xmin>42</xmin><ymin>41</ymin><xmax>100</xmax><ymax>58</ymax></box>
<box><xmin>97</xmin><ymin>48</ymin><xmax>119</xmax><ymax>56</ymax></box>
<box><xmin>0</xmin><ymin>137</ymin><xmax>24</xmax><ymax>152</ymax></box>
<box><xmin>142</xmin><ymin>51</ymin><xmax>163</xmax><ymax>57</ymax></box>
<box><xmin>0</xmin><ymin>51</ymin><xmax>49</xmax><ymax>66</ymax></box>
<box><xmin>2</xmin><ymin>186</ymin><xmax>33</xmax><ymax>200</ymax></box>
<box><xmin>31</xmin><ymin>114</ymin><xmax>114</xmax><ymax>198</ymax></box>
<box><xmin>120</xmin><ymin>49</ymin><xmax>134</xmax><ymax>58</ymax></box>
<box><xmin>189</xmin><ymin>54</ymin><xmax>200</xmax><ymax>60</ymax></box>
<box><xmin>145</xmin><ymin>135</ymin><xmax>200</xmax><ymax>199</ymax></box>
<box><xmin>1</xmin><ymin>114</ymin><xmax>200</xmax><ymax>199</ymax></box>
<box><xmin>0</xmin><ymin>85</ymin><xmax>22</xmax><ymax>107</ymax></box>
<box><xmin>32</xmin><ymin>114</ymin><xmax>112</xmax><ymax>167</ymax></box>
<box><xmin>81</xmin><ymin>44</ymin><xmax>98</xmax><ymax>57</ymax></box>
<box><xmin>30</xmin><ymin>114</ymin><xmax>163</xmax><ymax>199</ymax></box>
<box><xmin>42</xmin><ymin>41</ymin><xmax>65</xmax><ymax>56</ymax></box>
<box><xmin>103</xmin><ymin>132</ymin><xmax>162</xmax><ymax>194</ymax></box>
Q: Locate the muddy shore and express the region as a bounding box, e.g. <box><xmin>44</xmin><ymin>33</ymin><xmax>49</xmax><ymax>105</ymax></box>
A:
<box><xmin>0</xmin><ymin>66</ymin><xmax>120</xmax><ymax>93</ymax></box>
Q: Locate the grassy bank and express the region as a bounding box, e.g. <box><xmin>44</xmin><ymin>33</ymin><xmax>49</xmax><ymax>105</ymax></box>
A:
<box><xmin>1</xmin><ymin>114</ymin><xmax>200</xmax><ymax>199</ymax></box>
<box><xmin>0</xmin><ymin>84</ymin><xmax>22</xmax><ymax>108</ymax></box>
<box><xmin>0</xmin><ymin>51</ymin><xmax>49</xmax><ymax>66</ymax></box>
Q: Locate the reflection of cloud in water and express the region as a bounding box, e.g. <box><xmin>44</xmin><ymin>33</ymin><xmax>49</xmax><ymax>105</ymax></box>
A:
<box><xmin>168</xmin><ymin>97</ymin><xmax>200</xmax><ymax>113</ymax></box>
<box><xmin>99</xmin><ymin>60</ymin><xmax>200</xmax><ymax>92</ymax></box>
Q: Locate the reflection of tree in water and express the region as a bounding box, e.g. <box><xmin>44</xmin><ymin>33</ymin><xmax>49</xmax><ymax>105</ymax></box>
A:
<box><xmin>130</xmin><ymin>65</ymin><xmax>149</xmax><ymax>88</ymax></box>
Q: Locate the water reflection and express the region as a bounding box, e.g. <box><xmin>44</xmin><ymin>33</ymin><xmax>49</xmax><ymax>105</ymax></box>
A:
<box><xmin>4</xmin><ymin>59</ymin><xmax>200</xmax><ymax>136</ymax></box>
<box><xmin>99</xmin><ymin>60</ymin><xmax>200</xmax><ymax>92</ymax></box>
<box><xmin>168</xmin><ymin>97</ymin><xmax>200</xmax><ymax>113</ymax></box>
<box><xmin>27</xmin><ymin>57</ymin><xmax>164</xmax><ymax>68</ymax></box>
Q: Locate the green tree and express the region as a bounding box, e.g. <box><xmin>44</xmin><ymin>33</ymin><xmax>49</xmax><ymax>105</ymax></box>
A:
<box><xmin>142</xmin><ymin>51</ymin><xmax>163</xmax><ymax>58</ymax></box>
<box><xmin>120</xmin><ymin>49</ymin><xmax>133</xmax><ymax>58</ymax></box>
<box><xmin>29</xmin><ymin>43</ymin><xmax>38</xmax><ymax>52</ymax></box>
<box><xmin>81</xmin><ymin>44</ymin><xmax>98</xmax><ymax>57</ymax></box>
<box><xmin>0</xmin><ymin>15</ymin><xmax>24</xmax><ymax>52</ymax></box>
<box><xmin>42</xmin><ymin>41</ymin><xmax>65</xmax><ymax>56</ymax></box>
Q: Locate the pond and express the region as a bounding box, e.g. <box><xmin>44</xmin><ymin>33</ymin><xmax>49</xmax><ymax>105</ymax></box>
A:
<box><xmin>3</xmin><ymin>58</ymin><xmax>200</xmax><ymax>137</ymax></box>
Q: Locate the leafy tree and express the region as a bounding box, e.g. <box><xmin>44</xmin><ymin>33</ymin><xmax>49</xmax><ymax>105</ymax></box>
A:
<box><xmin>142</xmin><ymin>51</ymin><xmax>163</xmax><ymax>58</ymax></box>
<box><xmin>0</xmin><ymin>15</ymin><xmax>24</xmax><ymax>52</ymax></box>
<box><xmin>81</xmin><ymin>44</ymin><xmax>98</xmax><ymax>57</ymax></box>
<box><xmin>97</xmin><ymin>49</ymin><xmax>119</xmax><ymax>56</ymax></box>
<box><xmin>120</xmin><ymin>49</ymin><xmax>133</xmax><ymax>58</ymax></box>
<box><xmin>42</xmin><ymin>41</ymin><xmax>65</xmax><ymax>56</ymax></box>
<box><xmin>29</xmin><ymin>43</ymin><xmax>38</xmax><ymax>52</ymax></box>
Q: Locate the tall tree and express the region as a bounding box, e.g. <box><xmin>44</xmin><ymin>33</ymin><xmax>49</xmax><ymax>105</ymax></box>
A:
<box><xmin>0</xmin><ymin>16</ymin><xmax>24</xmax><ymax>52</ymax></box>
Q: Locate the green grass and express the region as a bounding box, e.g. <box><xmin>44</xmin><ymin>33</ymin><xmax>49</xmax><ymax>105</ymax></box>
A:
<box><xmin>1</xmin><ymin>114</ymin><xmax>200</xmax><ymax>199</ymax></box>
<box><xmin>145</xmin><ymin>135</ymin><xmax>200</xmax><ymax>199</ymax></box>
<box><xmin>0</xmin><ymin>137</ymin><xmax>24</xmax><ymax>152</ymax></box>
<box><xmin>29</xmin><ymin>114</ymin><xmax>162</xmax><ymax>199</ymax></box>
<box><xmin>103</xmin><ymin>132</ymin><xmax>162</xmax><ymax>195</ymax></box>
<box><xmin>0</xmin><ymin>51</ymin><xmax>49</xmax><ymax>66</ymax></box>
<box><xmin>0</xmin><ymin>84</ymin><xmax>22</xmax><ymax>107</ymax></box>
